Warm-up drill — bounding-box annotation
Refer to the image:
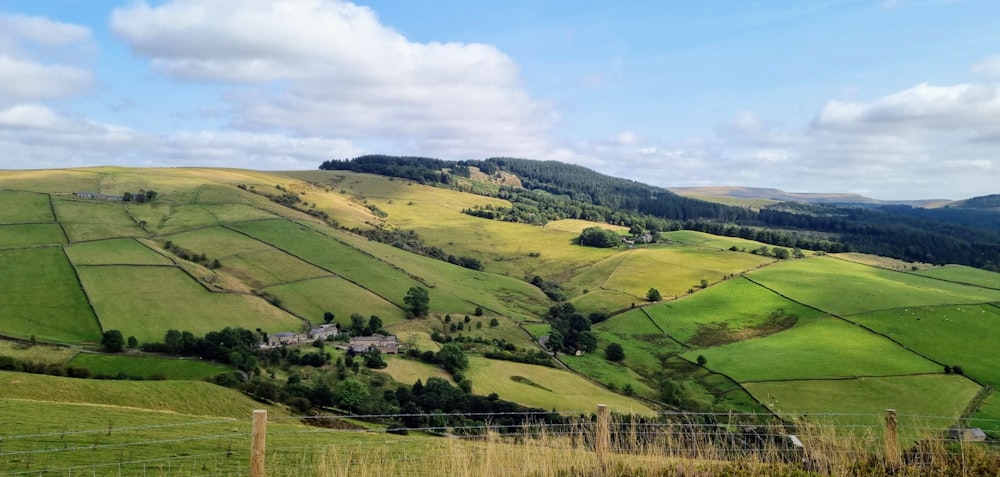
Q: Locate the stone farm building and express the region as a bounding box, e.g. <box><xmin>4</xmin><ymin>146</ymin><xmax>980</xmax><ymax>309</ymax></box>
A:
<box><xmin>262</xmin><ymin>324</ymin><xmax>339</xmax><ymax>349</ymax></box>
<box><xmin>74</xmin><ymin>192</ymin><xmax>123</xmax><ymax>201</ymax></box>
<box><xmin>348</xmin><ymin>334</ymin><xmax>400</xmax><ymax>354</ymax></box>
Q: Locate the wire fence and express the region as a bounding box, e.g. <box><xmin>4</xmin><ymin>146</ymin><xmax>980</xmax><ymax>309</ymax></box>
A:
<box><xmin>1</xmin><ymin>407</ymin><xmax>996</xmax><ymax>476</ymax></box>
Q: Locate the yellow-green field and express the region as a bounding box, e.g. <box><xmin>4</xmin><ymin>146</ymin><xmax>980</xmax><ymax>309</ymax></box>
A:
<box><xmin>0</xmin><ymin>190</ymin><xmax>54</xmax><ymax>223</ymax></box>
<box><xmin>65</xmin><ymin>237</ymin><xmax>172</xmax><ymax>265</ymax></box>
<box><xmin>53</xmin><ymin>197</ymin><xmax>146</xmax><ymax>242</ymax></box>
<box><xmin>264</xmin><ymin>276</ymin><xmax>407</xmax><ymax>326</ymax></box>
<box><xmin>0</xmin><ymin>223</ymin><xmax>66</xmax><ymax>247</ymax></box>
<box><xmin>67</xmin><ymin>353</ymin><xmax>232</xmax><ymax>380</ymax></box>
<box><xmin>914</xmin><ymin>264</ymin><xmax>1000</xmax><ymax>289</ymax></box>
<box><xmin>77</xmin><ymin>265</ymin><xmax>303</xmax><ymax>342</ymax></box>
<box><xmin>0</xmin><ymin>340</ymin><xmax>78</xmax><ymax>364</ymax></box>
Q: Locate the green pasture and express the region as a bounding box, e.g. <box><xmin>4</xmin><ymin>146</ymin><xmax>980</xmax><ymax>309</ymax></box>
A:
<box><xmin>914</xmin><ymin>265</ymin><xmax>1000</xmax><ymax>289</ymax></box>
<box><xmin>592</xmin><ymin>312</ymin><xmax>684</xmax><ymax>377</ymax></box>
<box><xmin>851</xmin><ymin>304</ymin><xmax>1000</xmax><ymax>386</ymax></box>
<box><xmin>747</xmin><ymin>256</ymin><xmax>1000</xmax><ymax>315</ymax></box>
<box><xmin>662</xmin><ymin>230</ymin><xmax>776</xmax><ymax>251</ymax></box>
<box><xmin>388</xmin><ymin>313</ymin><xmax>539</xmax><ymax>350</ymax></box>
<box><xmin>464</xmin><ymin>356</ymin><xmax>654</xmax><ymax>413</ymax></box>
<box><xmin>0</xmin><ymin>223</ymin><xmax>66</xmax><ymax>248</ymax></box>
<box><xmin>264</xmin><ymin>276</ymin><xmax>407</xmax><ymax>327</ymax></box>
<box><xmin>0</xmin><ymin>190</ymin><xmax>54</xmax><ymax>223</ymax></box>
<box><xmin>744</xmin><ymin>374</ymin><xmax>982</xmax><ymax>438</ymax></box>
<box><xmin>65</xmin><ymin>237</ymin><xmax>172</xmax><ymax>265</ymax></box>
<box><xmin>638</xmin><ymin>278</ymin><xmax>825</xmax><ymax>345</ymax></box>
<box><xmin>569</xmin><ymin>288</ymin><xmax>639</xmax><ymax>315</ymax></box>
<box><xmin>77</xmin><ymin>265</ymin><xmax>303</xmax><ymax>343</ymax></box>
<box><xmin>0</xmin><ymin>169</ymin><xmax>100</xmax><ymax>193</ymax></box>
<box><xmin>688</xmin><ymin>317</ymin><xmax>941</xmax><ymax>382</ymax></box>
<box><xmin>971</xmin><ymin>393</ymin><xmax>1000</xmax><ymax>432</ymax></box>
<box><xmin>168</xmin><ymin>226</ymin><xmax>328</xmax><ymax>287</ymax></box>
<box><xmin>53</xmin><ymin>197</ymin><xmax>146</xmax><ymax>242</ymax></box>
<box><xmin>544</xmin><ymin>219</ymin><xmax>629</xmax><ymax>234</ymax></box>
<box><xmin>381</xmin><ymin>355</ymin><xmax>454</xmax><ymax>385</ymax></box>
<box><xmin>0</xmin><ymin>247</ymin><xmax>101</xmax><ymax>343</ymax></box>
<box><xmin>559</xmin><ymin>349</ymin><xmax>658</xmax><ymax>399</ymax></box>
<box><xmin>601</xmin><ymin>247</ymin><xmax>774</xmax><ymax>302</ymax></box>
<box><xmin>68</xmin><ymin>353</ymin><xmax>232</xmax><ymax>380</ymax></box>
<box><xmin>521</xmin><ymin>323</ymin><xmax>550</xmax><ymax>339</ymax></box>
<box><xmin>0</xmin><ymin>340</ymin><xmax>78</xmax><ymax>364</ymax></box>
<box><xmin>322</xmin><ymin>225</ymin><xmax>552</xmax><ymax>321</ymax></box>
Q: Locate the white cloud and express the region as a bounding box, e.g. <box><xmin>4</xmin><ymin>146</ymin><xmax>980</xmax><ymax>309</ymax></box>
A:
<box><xmin>814</xmin><ymin>83</ymin><xmax>1000</xmax><ymax>132</ymax></box>
<box><xmin>971</xmin><ymin>55</ymin><xmax>1000</xmax><ymax>79</ymax></box>
<box><xmin>110</xmin><ymin>0</ymin><xmax>553</xmax><ymax>159</ymax></box>
<box><xmin>0</xmin><ymin>13</ymin><xmax>95</xmax><ymax>103</ymax></box>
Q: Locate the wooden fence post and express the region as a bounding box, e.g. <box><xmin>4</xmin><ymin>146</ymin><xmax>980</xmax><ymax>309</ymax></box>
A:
<box><xmin>884</xmin><ymin>409</ymin><xmax>900</xmax><ymax>467</ymax></box>
<box><xmin>251</xmin><ymin>409</ymin><xmax>267</xmax><ymax>477</ymax></box>
<box><xmin>596</xmin><ymin>404</ymin><xmax>610</xmax><ymax>472</ymax></box>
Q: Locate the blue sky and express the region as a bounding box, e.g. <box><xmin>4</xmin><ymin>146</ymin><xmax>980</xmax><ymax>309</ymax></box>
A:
<box><xmin>1</xmin><ymin>0</ymin><xmax>999</xmax><ymax>199</ymax></box>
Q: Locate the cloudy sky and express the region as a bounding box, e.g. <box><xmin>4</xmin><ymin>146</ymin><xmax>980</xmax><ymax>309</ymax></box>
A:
<box><xmin>1</xmin><ymin>0</ymin><xmax>999</xmax><ymax>199</ymax></box>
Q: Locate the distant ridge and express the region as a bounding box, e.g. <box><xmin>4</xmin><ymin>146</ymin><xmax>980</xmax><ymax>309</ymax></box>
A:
<box><xmin>668</xmin><ymin>186</ymin><xmax>948</xmax><ymax>207</ymax></box>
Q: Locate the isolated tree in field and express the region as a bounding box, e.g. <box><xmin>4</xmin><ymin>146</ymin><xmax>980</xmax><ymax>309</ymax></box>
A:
<box><xmin>101</xmin><ymin>330</ymin><xmax>125</xmax><ymax>352</ymax></box>
<box><xmin>700</xmin><ymin>279</ymin><xmax>709</xmax><ymax>289</ymax></box>
<box><xmin>437</xmin><ymin>344</ymin><xmax>469</xmax><ymax>375</ymax></box>
<box><xmin>647</xmin><ymin>288</ymin><xmax>662</xmax><ymax>302</ymax></box>
<box><xmin>489</xmin><ymin>318</ymin><xmax>499</xmax><ymax>327</ymax></box>
<box><xmin>474</xmin><ymin>306</ymin><xmax>484</xmax><ymax>316</ymax></box>
<box><xmin>605</xmin><ymin>343</ymin><xmax>625</xmax><ymax>362</ymax></box>
<box><xmin>323</xmin><ymin>311</ymin><xmax>335</xmax><ymax>324</ymax></box>
<box><xmin>696</xmin><ymin>355</ymin><xmax>707</xmax><ymax>366</ymax></box>
<box><xmin>404</xmin><ymin>286</ymin><xmax>430</xmax><ymax>317</ymax></box>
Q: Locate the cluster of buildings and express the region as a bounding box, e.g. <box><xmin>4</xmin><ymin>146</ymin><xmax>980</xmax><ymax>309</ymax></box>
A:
<box><xmin>262</xmin><ymin>323</ymin><xmax>339</xmax><ymax>348</ymax></box>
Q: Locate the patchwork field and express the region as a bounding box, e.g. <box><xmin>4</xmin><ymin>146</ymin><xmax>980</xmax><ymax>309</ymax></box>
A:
<box><xmin>0</xmin><ymin>223</ymin><xmax>66</xmax><ymax>248</ymax></box>
<box><xmin>77</xmin><ymin>265</ymin><xmax>303</xmax><ymax>343</ymax></box>
<box><xmin>747</xmin><ymin>256</ymin><xmax>1000</xmax><ymax>315</ymax></box>
<box><xmin>914</xmin><ymin>265</ymin><xmax>1000</xmax><ymax>289</ymax></box>
<box><xmin>65</xmin><ymin>237</ymin><xmax>172</xmax><ymax>265</ymax></box>
<box><xmin>53</xmin><ymin>197</ymin><xmax>146</xmax><ymax>242</ymax></box>
<box><xmin>687</xmin><ymin>317</ymin><xmax>942</xmax><ymax>382</ymax></box>
<box><xmin>0</xmin><ymin>247</ymin><xmax>101</xmax><ymax>343</ymax></box>
<box><xmin>663</xmin><ymin>230</ymin><xmax>777</xmax><ymax>251</ymax></box>
<box><xmin>0</xmin><ymin>190</ymin><xmax>54</xmax><ymax>223</ymax></box>
<box><xmin>67</xmin><ymin>353</ymin><xmax>232</xmax><ymax>380</ymax></box>
<box><xmin>264</xmin><ymin>276</ymin><xmax>407</xmax><ymax>326</ymax></box>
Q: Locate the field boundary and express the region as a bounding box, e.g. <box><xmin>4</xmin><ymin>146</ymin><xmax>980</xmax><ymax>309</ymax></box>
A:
<box><xmin>638</xmin><ymin>307</ymin><xmax>691</xmax><ymax>350</ymax></box>
<box><xmin>828</xmin><ymin>254</ymin><xmax>1000</xmax><ymax>292</ymax></box>
<box><xmin>60</xmin><ymin>246</ymin><xmax>105</xmax><ymax>335</ymax></box>
<box><xmin>740</xmin><ymin>372</ymin><xmax>962</xmax><ymax>384</ymax></box>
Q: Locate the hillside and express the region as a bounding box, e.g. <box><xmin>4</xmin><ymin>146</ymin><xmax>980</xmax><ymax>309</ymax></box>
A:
<box><xmin>3</xmin><ymin>165</ymin><xmax>1000</xmax><ymax>447</ymax></box>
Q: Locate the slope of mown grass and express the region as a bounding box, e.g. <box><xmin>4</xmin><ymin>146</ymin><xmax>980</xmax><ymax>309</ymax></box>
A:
<box><xmin>0</xmin><ymin>223</ymin><xmax>66</xmax><ymax>247</ymax></box>
<box><xmin>913</xmin><ymin>265</ymin><xmax>1000</xmax><ymax>290</ymax></box>
<box><xmin>167</xmin><ymin>226</ymin><xmax>328</xmax><ymax>287</ymax></box>
<box><xmin>744</xmin><ymin>374</ymin><xmax>982</xmax><ymax>437</ymax></box>
<box><xmin>264</xmin><ymin>276</ymin><xmax>407</xmax><ymax>326</ymax></box>
<box><xmin>604</xmin><ymin>248</ymin><xmax>774</xmax><ymax>305</ymax></box>
<box><xmin>0</xmin><ymin>248</ymin><xmax>101</xmax><ymax>343</ymax></box>
<box><xmin>663</xmin><ymin>230</ymin><xmax>776</xmax><ymax>251</ymax></box>
<box><xmin>65</xmin><ymin>237</ymin><xmax>172</xmax><ymax>265</ymax></box>
<box><xmin>77</xmin><ymin>266</ymin><xmax>303</xmax><ymax>343</ymax></box>
<box><xmin>640</xmin><ymin>278</ymin><xmax>825</xmax><ymax>345</ymax></box>
<box><xmin>53</xmin><ymin>197</ymin><xmax>146</xmax><ymax>242</ymax></box>
<box><xmin>0</xmin><ymin>190</ymin><xmax>54</xmax><ymax>223</ymax></box>
<box><xmin>68</xmin><ymin>353</ymin><xmax>232</xmax><ymax>380</ymax></box>
<box><xmin>747</xmin><ymin>256</ymin><xmax>1000</xmax><ymax>315</ymax></box>
<box><xmin>851</xmin><ymin>304</ymin><xmax>1000</xmax><ymax>386</ymax></box>
<box><xmin>687</xmin><ymin>318</ymin><xmax>941</xmax><ymax>382</ymax></box>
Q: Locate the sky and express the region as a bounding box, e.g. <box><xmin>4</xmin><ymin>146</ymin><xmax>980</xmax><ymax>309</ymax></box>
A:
<box><xmin>1</xmin><ymin>1</ymin><xmax>999</xmax><ymax>199</ymax></box>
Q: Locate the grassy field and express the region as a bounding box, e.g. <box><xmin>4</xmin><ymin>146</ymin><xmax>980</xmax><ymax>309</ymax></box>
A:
<box><xmin>543</xmin><ymin>219</ymin><xmax>629</xmax><ymax>234</ymax></box>
<box><xmin>637</xmin><ymin>277</ymin><xmax>826</xmax><ymax>345</ymax></box>
<box><xmin>589</xmin><ymin>311</ymin><xmax>685</xmax><ymax>379</ymax></box>
<box><xmin>687</xmin><ymin>317</ymin><xmax>942</xmax><ymax>382</ymax></box>
<box><xmin>914</xmin><ymin>265</ymin><xmax>1000</xmax><ymax>289</ymax></box>
<box><xmin>747</xmin><ymin>256</ymin><xmax>1000</xmax><ymax>316</ymax></box>
<box><xmin>77</xmin><ymin>265</ymin><xmax>303</xmax><ymax>343</ymax></box>
<box><xmin>0</xmin><ymin>247</ymin><xmax>101</xmax><ymax>343</ymax></box>
<box><xmin>662</xmin><ymin>230</ymin><xmax>776</xmax><ymax>251</ymax></box>
<box><xmin>380</xmin><ymin>354</ymin><xmax>454</xmax><ymax>385</ymax></box>
<box><xmin>67</xmin><ymin>353</ymin><xmax>232</xmax><ymax>380</ymax></box>
<box><xmin>167</xmin><ymin>226</ymin><xmax>329</xmax><ymax>287</ymax></box>
<box><xmin>851</xmin><ymin>304</ymin><xmax>1000</xmax><ymax>386</ymax></box>
<box><xmin>558</xmin><ymin>350</ymin><xmax>659</xmax><ymax>399</ymax></box>
<box><xmin>0</xmin><ymin>190</ymin><xmax>54</xmax><ymax>223</ymax></box>
<box><xmin>264</xmin><ymin>276</ymin><xmax>407</xmax><ymax>326</ymax></box>
<box><xmin>832</xmin><ymin>252</ymin><xmax>934</xmax><ymax>271</ymax></box>
<box><xmin>65</xmin><ymin>237</ymin><xmax>172</xmax><ymax>265</ymax></box>
<box><xmin>744</xmin><ymin>374</ymin><xmax>982</xmax><ymax>435</ymax></box>
<box><xmin>0</xmin><ymin>169</ymin><xmax>100</xmax><ymax>193</ymax></box>
<box><xmin>0</xmin><ymin>223</ymin><xmax>66</xmax><ymax>248</ymax></box>
<box><xmin>53</xmin><ymin>197</ymin><xmax>147</xmax><ymax>242</ymax></box>
<box><xmin>0</xmin><ymin>340</ymin><xmax>78</xmax><ymax>364</ymax></box>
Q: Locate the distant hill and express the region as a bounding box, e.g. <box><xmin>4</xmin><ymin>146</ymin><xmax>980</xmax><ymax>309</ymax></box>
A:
<box><xmin>669</xmin><ymin>186</ymin><xmax>947</xmax><ymax>207</ymax></box>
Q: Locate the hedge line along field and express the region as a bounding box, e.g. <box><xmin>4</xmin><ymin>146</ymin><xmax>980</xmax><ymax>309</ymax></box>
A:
<box><xmin>0</xmin><ymin>223</ymin><xmax>67</xmax><ymax>248</ymax></box>
<box><xmin>0</xmin><ymin>247</ymin><xmax>101</xmax><ymax>343</ymax></box>
<box><xmin>0</xmin><ymin>190</ymin><xmax>54</xmax><ymax>223</ymax></box>
<box><xmin>76</xmin><ymin>265</ymin><xmax>303</xmax><ymax>343</ymax></box>
<box><xmin>67</xmin><ymin>353</ymin><xmax>232</xmax><ymax>380</ymax></box>
<box><xmin>686</xmin><ymin>317</ymin><xmax>942</xmax><ymax>382</ymax></box>
<box><xmin>743</xmin><ymin>374</ymin><xmax>983</xmax><ymax>438</ymax></box>
<box><xmin>638</xmin><ymin>278</ymin><xmax>824</xmax><ymax>344</ymax></box>
<box><xmin>65</xmin><ymin>237</ymin><xmax>172</xmax><ymax>265</ymax></box>
<box><xmin>264</xmin><ymin>276</ymin><xmax>408</xmax><ymax>327</ymax></box>
<box><xmin>851</xmin><ymin>304</ymin><xmax>1000</xmax><ymax>386</ymax></box>
<box><xmin>747</xmin><ymin>255</ymin><xmax>1000</xmax><ymax>315</ymax></box>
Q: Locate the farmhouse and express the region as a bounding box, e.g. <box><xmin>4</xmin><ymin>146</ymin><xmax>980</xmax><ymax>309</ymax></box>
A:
<box><xmin>348</xmin><ymin>334</ymin><xmax>399</xmax><ymax>354</ymax></box>
<box><xmin>74</xmin><ymin>192</ymin><xmax>123</xmax><ymax>201</ymax></box>
<box><xmin>265</xmin><ymin>332</ymin><xmax>301</xmax><ymax>348</ymax></box>
<box><xmin>310</xmin><ymin>323</ymin><xmax>339</xmax><ymax>340</ymax></box>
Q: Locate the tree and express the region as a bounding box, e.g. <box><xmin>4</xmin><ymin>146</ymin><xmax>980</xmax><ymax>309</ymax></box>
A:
<box><xmin>127</xmin><ymin>336</ymin><xmax>138</xmax><ymax>349</ymax></box>
<box><xmin>364</xmin><ymin>348</ymin><xmax>387</xmax><ymax>369</ymax></box>
<box><xmin>122</xmin><ymin>191</ymin><xmax>134</xmax><ymax>202</ymax></box>
<box><xmin>350</xmin><ymin>313</ymin><xmax>366</xmax><ymax>335</ymax></box>
<box><xmin>334</xmin><ymin>378</ymin><xmax>369</xmax><ymax>412</ymax></box>
<box><xmin>474</xmin><ymin>306</ymin><xmax>484</xmax><ymax>316</ymax></box>
<box><xmin>700</xmin><ymin>279</ymin><xmax>709</xmax><ymax>289</ymax></box>
<box><xmin>696</xmin><ymin>355</ymin><xmax>707</xmax><ymax>366</ymax></box>
<box><xmin>647</xmin><ymin>288</ymin><xmax>662</xmax><ymax>302</ymax></box>
<box><xmin>579</xmin><ymin>226</ymin><xmax>619</xmax><ymax>248</ymax></box>
<box><xmin>437</xmin><ymin>344</ymin><xmax>469</xmax><ymax>375</ymax></box>
<box><xmin>101</xmin><ymin>330</ymin><xmax>125</xmax><ymax>352</ymax></box>
<box><xmin>489</xmin><ymin>318</ymin><xmax>499</xmax><ymax>327</ymax></box>
<box><xmin>404</xmin><ymin>287</ymin><xmax>430</xmax><ymax>317</ymax></box>
<box><xmin>605</xmin><ymin>343</ymin><xmax>625</xmax><ymax>362</ymax></box>
<box><xmin>323</xmin><ymin>311</ymin><xmax>335</xmax><ymax>324</ymax></box>
<box><xmin>368</xmin><ymin>315</ymin><xmax>383</xmax><ymax>333</ymax></box>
